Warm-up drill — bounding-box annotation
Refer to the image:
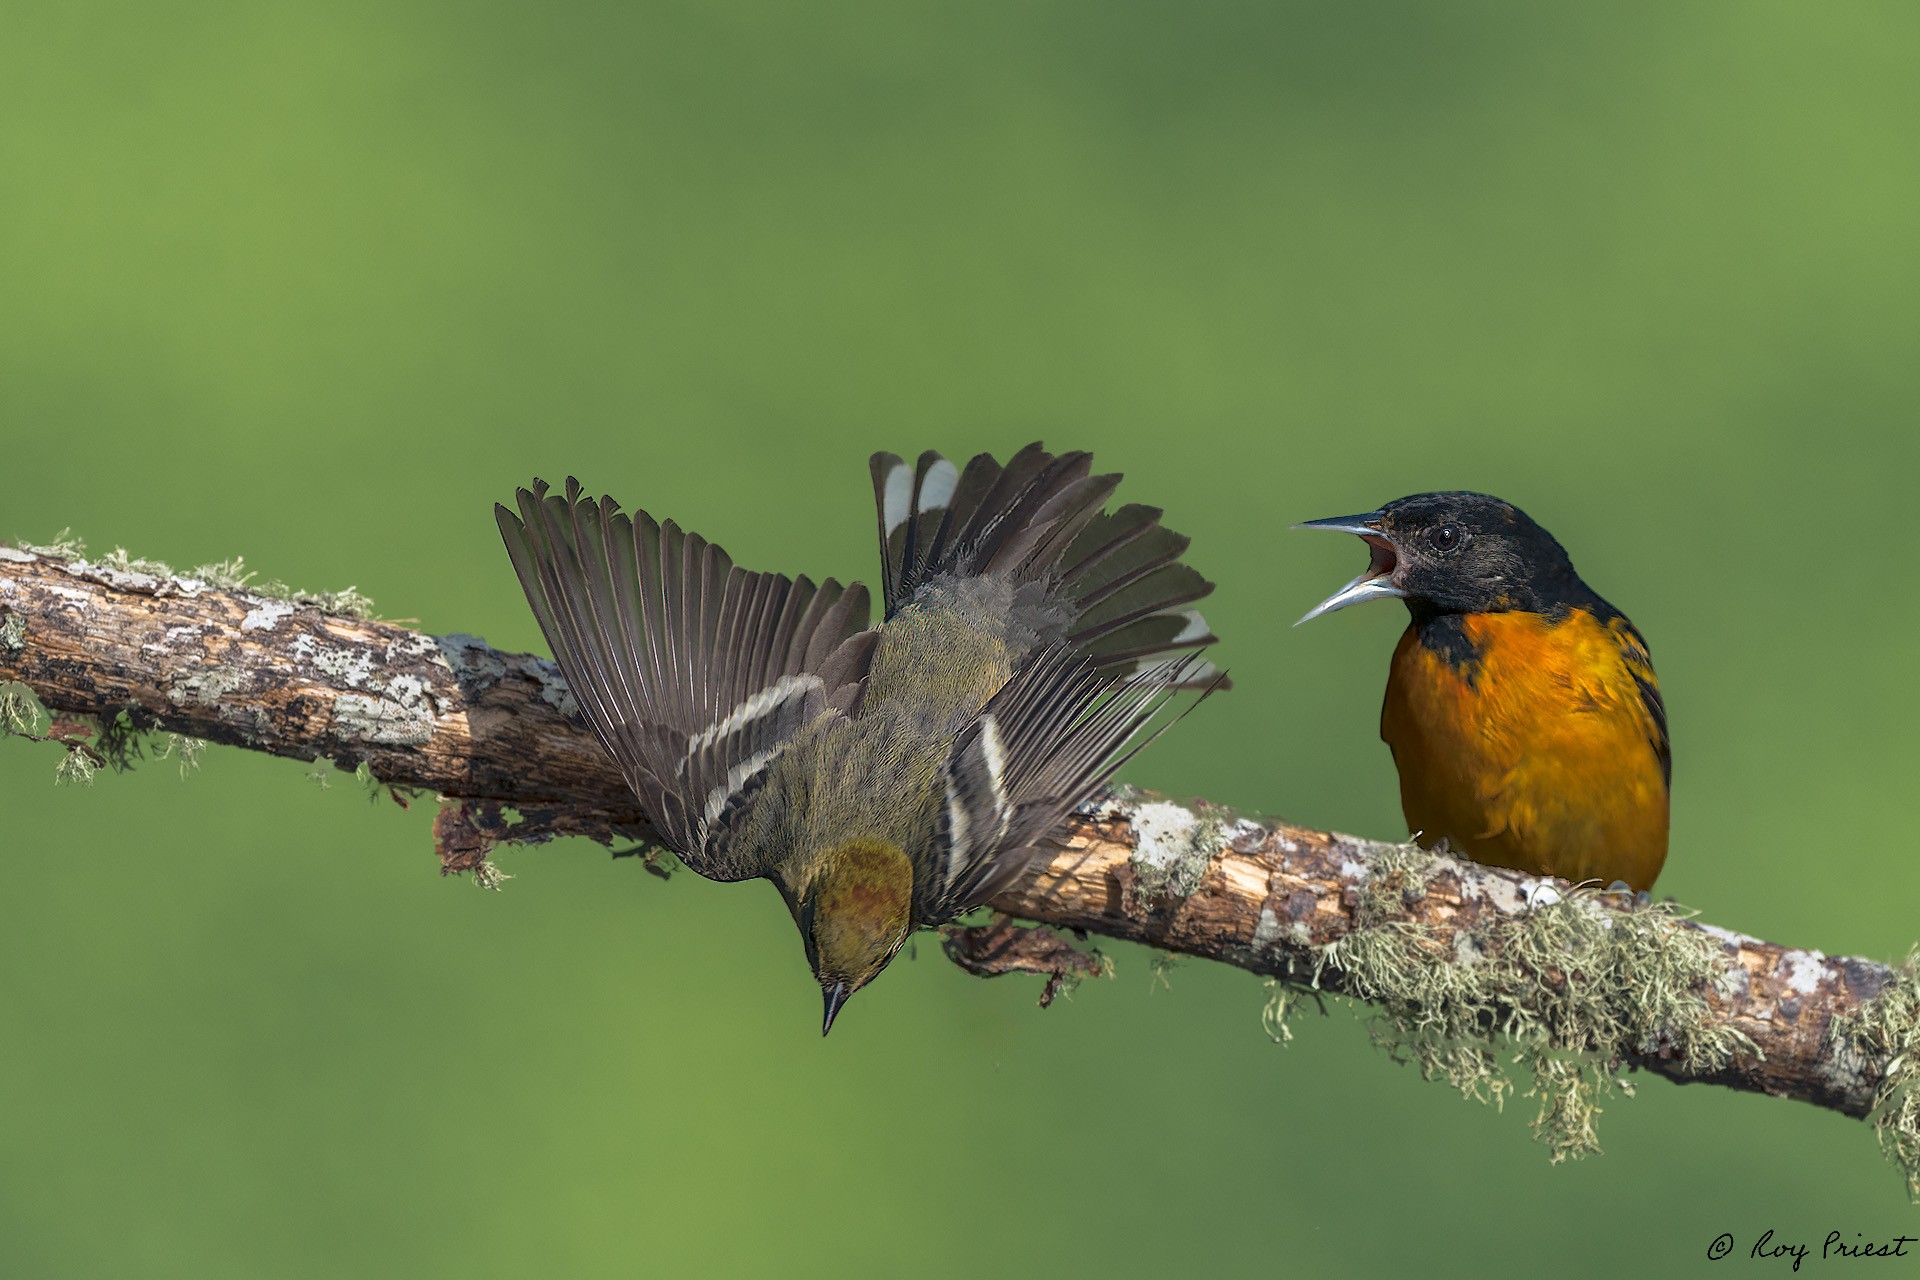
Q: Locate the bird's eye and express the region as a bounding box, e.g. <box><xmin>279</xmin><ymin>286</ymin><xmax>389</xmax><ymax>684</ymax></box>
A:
<box><xmin>1426</xmin><ymin>524</ymin><xmax>1462</xmax><ymax>554</ymax></box>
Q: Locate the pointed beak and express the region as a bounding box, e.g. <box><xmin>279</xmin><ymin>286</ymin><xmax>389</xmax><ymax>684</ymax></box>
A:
<box><xmin>821</xmin><ymin>981</ymin><xmax>853</xmax><ymax>1036</ymax></box>
<box><xmin>1293</xmin><ymin>511</ymin><xmax>1406</xmax><ymax>625</ymax></box>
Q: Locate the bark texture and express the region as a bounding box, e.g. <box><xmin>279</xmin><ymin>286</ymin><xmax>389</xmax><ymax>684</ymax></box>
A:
<box><xmin>2</xmin><ymin>544</ymin><xmax>1911</xmax><ymax>1136</ymax></box>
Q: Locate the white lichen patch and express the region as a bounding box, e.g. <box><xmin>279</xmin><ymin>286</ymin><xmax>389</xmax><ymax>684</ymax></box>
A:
<box><xmin>1693</xmin><ymin>922</ymin><xmax>1757</xmax><ymax>951</ymax></box>
<box><xmin>1780</xmin><ymin>949</ymin><xmax>1829</xmax><ymax>997</ymax></box>
<box><xmin>384</xmin><ymin>674</ymin><xmax>435</xmax><ymax>710</ymax></box>
<box><xmin>1457</xmin><ymin>871</ymin><xmax>1533</xmax><ymax>915</ymax></box>
<box><xmin>62</xmin><ymin>557</ymin><xmax>166</xmax><ymax>595</ymax></box>
<box><xmin>240</xmin><ymin>599</ymin><xmax>296</xmax><ymax>632</ymax></box>
<box><xmin>168</xmin><ymin>666</ymin><xmax>250</xmax><ymax>707</ymax></box>
<box><xmin>1222</xmin><ymin>816</ymin><xmax>1262</xmax><ymax>838</ymax></box>
<box><xmin>286</xmin><ymin>628</ymin><xmax>459</xmax><ymax>737</ymax></box>
<box><xmin>1128</xmin><ymin>800</ymin><xmax>1221</xmax><ymax>898</ymax></box>
<box><xmin>1133</xmin><ymin>801</ymin><xmax>1198</xmax><ymax>855</ymax></box>
<box><xmin>291</xmin><ymin>633</ymin><xmax>377</xmax><ymax>688</ymax></box>
<box><xmin>435</xmin><ymin>634</ymin><xmax>509</xmax><ymax>688</ymax></box>
<box><xmin>528</xmin><ymin>657</ymin><xmax>578</xmax><ymax>720</ymax></box>
<box><xmin>0</xmin><ymin>546</ymin><xmax>36</xmax><ymax>563</ymax></box>
<box><xmin>1252</xmin><ymin>906</ymin><xmax>1287</xmax><ymax>951</ymax></box>
<box><xmin>331</xmin><ymin>692</ymin><xmax>434</xmax><ymax>745</ymax></box>
<box><xmin>385</xmin><ymin>632</ymin><xmax>439</xmax><ymax>662</ymax></box>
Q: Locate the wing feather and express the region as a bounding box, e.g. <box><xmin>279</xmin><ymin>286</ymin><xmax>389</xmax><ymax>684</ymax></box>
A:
<box><xmin>497</xmin><ymin>479</ymin><xmax>875</xmax><ymax>879</ymax></box>
<box><xmin>914</xmin><ymin>645</ymin><xmax>1222</xmax><ymax>922</ymax></box>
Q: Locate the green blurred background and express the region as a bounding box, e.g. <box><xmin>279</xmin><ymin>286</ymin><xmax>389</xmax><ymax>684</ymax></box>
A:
<box><xmin>4</xmin><ymin>1</ymin><xmax>1918</xmax><ymax>1275</ymax></box>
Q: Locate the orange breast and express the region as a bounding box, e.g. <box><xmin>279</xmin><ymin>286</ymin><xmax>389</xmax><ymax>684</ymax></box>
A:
<box><xmin>1380</xmin><ymin>609</ymin><xmax>1669</xmax><ymax>890</ymax></box>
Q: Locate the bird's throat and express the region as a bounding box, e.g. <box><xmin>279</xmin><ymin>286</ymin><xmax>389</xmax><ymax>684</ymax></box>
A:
<box><xmin>809</xmin><ymin>837</ymin><xmax>915</xmax><ymax>984</ymax></box>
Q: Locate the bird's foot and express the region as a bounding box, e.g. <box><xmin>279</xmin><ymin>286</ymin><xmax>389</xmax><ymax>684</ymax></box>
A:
<box><xmin>941</xmin><ymin>915</ymin><xmax>1111</xmax><ymax>1008</ymax></box>
<box><xmin>1602</xmin><ymin>880</ymin><xmax>1653</xmax><ymax>908</ymax></box>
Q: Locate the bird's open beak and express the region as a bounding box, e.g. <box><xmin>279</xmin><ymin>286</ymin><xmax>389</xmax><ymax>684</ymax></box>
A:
<box><xmin>1294</xmin><ymin>512</ymin><xmax>1406</xmax><ymax>625</ymax></box>
<box><xmin>821</xmin><ymin>981</ymin><xmax>852</xmax><ymax>1036</ymax></box>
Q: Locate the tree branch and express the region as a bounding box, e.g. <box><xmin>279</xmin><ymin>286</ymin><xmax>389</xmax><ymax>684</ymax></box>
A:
<box><xmin>3</xmin><ymin>542</ymin><xmax>1916</xmax><ymax>1188</ymax></box>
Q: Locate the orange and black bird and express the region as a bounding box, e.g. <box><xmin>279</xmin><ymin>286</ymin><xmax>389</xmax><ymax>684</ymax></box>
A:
<box><xmin>497</xmin><ymin>445</ymin><xmax>1221</xmax><ymax>1033</ymax></box>
<box><xmin>1297</xmin><ymin>493</ymin><xmax>1668</xmax><ymax>891</ymax></box>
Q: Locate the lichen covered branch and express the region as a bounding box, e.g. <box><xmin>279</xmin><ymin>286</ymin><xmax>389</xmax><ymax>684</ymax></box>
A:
<box><xmin>3</xmin><ymin>542</ymin><xmax>1916</xmax><ymax>1191</ymax></box>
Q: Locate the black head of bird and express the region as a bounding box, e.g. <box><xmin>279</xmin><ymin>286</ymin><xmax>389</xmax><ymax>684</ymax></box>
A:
<box><xmin>1295</xmin><ymin>491</ymin><xmax>1585</xmax><ymax>623</ymax></box>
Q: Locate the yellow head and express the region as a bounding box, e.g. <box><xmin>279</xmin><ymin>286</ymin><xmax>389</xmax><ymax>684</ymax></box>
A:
<box><xmin>792</xmin><ymin>837</ymin><xmax>915</xmax><ymax>1035</ymax></box>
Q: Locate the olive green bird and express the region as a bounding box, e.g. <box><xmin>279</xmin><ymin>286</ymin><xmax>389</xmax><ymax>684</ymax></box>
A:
<box><xmin>496</xmin><ymin>444</ymin><xmax>1222</xmax><ymax>1033</ymax></box>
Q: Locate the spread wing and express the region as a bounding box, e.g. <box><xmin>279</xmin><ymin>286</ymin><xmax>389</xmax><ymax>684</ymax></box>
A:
<box><xmin>497</xmin><ymin>478</ymin><xmax>877</xmax><ymax>879</ymax></box>
<box><xmin>911</xmin><ymin>645</ymin><xmax>1220</xmax><ymax>924</ymax></box>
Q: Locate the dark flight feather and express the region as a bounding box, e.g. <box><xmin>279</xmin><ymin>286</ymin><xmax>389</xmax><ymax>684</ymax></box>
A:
<box><xmin>915</xmin><ymin>646</ymin><xmax>1221</xmax><ymax>922</ymax></box>
<box><xmin>497</xmin><ymin>478</ymin><xmax>874</xmax><ymax>878</ymax></box>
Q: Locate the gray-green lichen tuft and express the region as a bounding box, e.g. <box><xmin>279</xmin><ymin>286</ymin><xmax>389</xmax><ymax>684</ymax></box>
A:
<box><xmin>2</xmin><ymin>688</ymin><xmax>209</xmax><ymax>785</ymax></box>
<box><xmin>0</xmin><ymin>611</ymin><xmax>25</xmax><ymax>652</ymax></box>
<box><xmin>1279</xmin><ymin>845</ymin><xmax>1750</xmax><ymax>1163</ymax></box>
<box><xmin>26</xmin><ymin>529</ymin><xmax>86</xmax><ymax>557</ymax></box>
<box><xmin>54</xmin><ymin>747</ymin><xmax>97</xmax><ymax>787</ymax></box>
<box><xmin>15</xmin><ymin>535</ymin><xmax>377</xmax><ymax>620</ymax></box>
<box><xmin>305</xmin><ymin>756</ymin><xmax>398</xmax><ymax>806</ymax></box>
<box><xmin>159</xmin><ymin>734</ymin><xmax>206</xmax><ymax>779</ymax></box>
<box><xmin>469</xmin><ymin>859</ymin><xmax>513</xmax><ymax>891</ymax></box>
<box><xmin>201</xmin><ymin>556</ymin><xmax>377</xmax><ymax>620</ymax></box>
<box><xmin>1832</xmin><ymin>948</ymin><xmax>1920</xmax><ymax>1201</ymax></box>
<box><xmin>1</xmin><ymin>682</ymin><xmax>48</xmax><ymax>737</ymax></box>
<box><xmin>1262</xmin><ymin>979</ymin><xmax>1312</xmax><ymax>1045</ymax></box>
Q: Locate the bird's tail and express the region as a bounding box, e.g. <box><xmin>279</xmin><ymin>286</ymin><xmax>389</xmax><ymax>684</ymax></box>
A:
<box><xmin>868</xmin><ymin>443</ymin><xmax>1222</xmax><ymax>687</ymax></box>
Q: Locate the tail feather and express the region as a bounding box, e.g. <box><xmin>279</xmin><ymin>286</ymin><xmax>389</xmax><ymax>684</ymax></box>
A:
<box><xmin>1062</xmin><ymin>503</ymin><xmax>1218</xmax><ymax>678</ymax></box>
<box><xmin>870</xmin><ymin>445</ymin><xmax>1118</xmax><ymax>618</ymax></box>
<box><xmin>942</xmin><ymin>444</ymin><xmax>1072</xmax><ymax>577</ymax></box>
<box><xmin>870</xmin><ymin>443</ymin><xmax>1223</xmax><ymax>685</ymax></box>
<box><xmin>1078</xmin><ymin>609</ymin><xmax>1215</xmax><ymax>665</ymax></box>
<box><xmin>1069</xmin><ymin>561</ymin><xmax>1213</xmax><ymax>639</ymax></box>
<box><xmin>1057</xmin><ymin>503</ymin><xmax>1171</xmax><ymax>583</ymax></box>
